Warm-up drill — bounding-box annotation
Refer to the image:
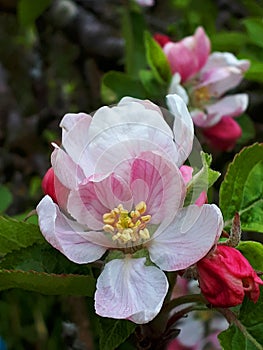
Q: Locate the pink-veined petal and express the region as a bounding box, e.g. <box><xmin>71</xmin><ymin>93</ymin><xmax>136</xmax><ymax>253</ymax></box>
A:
<box><xmin>84</xmin><ymin>100</ymin><xmax>179</xmax><ymax>175</ymax></box>
<box><xmin>166</xmin><ymin>94</ymin><xmax>194</xmax><ymax>166</ymax></box>
<box><xmin>163</xmin><ymin>27</ymin><xmax>210</xmax><ymax>82</ymax></box>
<box><xmin>148</xmin><ymin>204</ymin><xmax>223</xmax><ymax>271</ymax></box>
<box><xmin>36</xmin><ymin>195</ymin><xmax>106</xmax><ymax>264</ymax></box>
<box><xmin>198</xmin><ymin>66</ymin><xmax>244</xmax><ymax>97</ymax></box>
<box><xmin>205</xmin><ymin>94</ymin><xmax>249</xmax><ymax>126</ymax></box>
<box><xmin>60</xmin><ymin>112</ymin><xmax>93</xmax><ymax>172</ymax></box>
<box><xmin>202</xmin><ymin>52</ymin><xmax>250</xmax><ymax>73</ymax></box>
<box><xmin>67</xmin><ymin>173</ymin><xmax>132</xmax><ymax>229</ymax></box>
<box><xmin>190</xmin><ymin>109</ymin><xmax>209</xmax><ymax>127</ymax></box>
<box><xmin>194</xmin><ymin>27</ymin><xmax>211</xmax><ymax>71</ymax></box>
<box><xmin>95</xmin><ymin>257</ymin><xmax>169</xmax><ymax>324</ymax></box>
<box><xmin>51</xmin><ymin>148</ymin><xmax>85</xmax><ymax>190</ymax></box>
<box><xmin>168</xmin><ymin>73</ymin><xmax>189</xmax><ymax>104</ymax></box>
<box><xmin>164</xmin><ymin>41</ymin><xmax>196</xmax><ymax>81</ymax></box>
<box><xmin>128</xmin><ymin>152</ymin><xmax>185</xmax><ymax>224</ymax></box>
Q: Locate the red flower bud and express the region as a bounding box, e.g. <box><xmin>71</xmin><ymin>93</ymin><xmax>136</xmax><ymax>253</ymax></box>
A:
<box><xmin>154</xmin><ymin>33</ymin><xmax>171</xmax><ymax>48</ymax></box>
<box><xmin>197</xmin><ymin>245</ymin><xmax>263</xmax><ymax>307</ymax></box>
<box><xmin>42</xmin><ymin>167</ymin><xmax>58</xmax><ymax>204</ymax></box>
<box><xmin>202</xmin><ymin>117</ymin><xmax>242</xmax><ymax>151</ymax></box>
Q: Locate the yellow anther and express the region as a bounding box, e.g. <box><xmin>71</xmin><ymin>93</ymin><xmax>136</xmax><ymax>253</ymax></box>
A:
<box><xmin>135</xmin><ymin>201</ymin><xmax>147</xmax><ymax>215</ymax></box>
<box><xmin>194</xmin><ymin>86</ymin><xmax>210</xmax><ymax>103</ymax></box>
<box><xmin>134</xmin><ymin>220</ymin><xmax>141</xmax><ymax>228</ymax></box>
<box><xmin>112</xmin><ymin>208</ymin><xmax>120</xmax><ymax>215</ymax></box>
<box><xmin>103</xmin><ymin>212</ymin><xmax>112</xmax><ymax>220</ymax></box>
<box><xmin>102</xmin><ymin>201</ymin><xmax>151</xmax><ymax>244</ymax></box>
<box><xmin>103</xmin><ymin>214</ymin><xmax>115</xmax><ymax>225</ymax></box>
<box><xmin>112</xmin><ymin>232</ymin><xmax>121</xmax><ymax>241</ymax></box>
<box><xmin>139</xmin><ymin>228</ymin><xmax>150</xmax><ymax>240</ymax></box>
<box><xmin>141</xmin><ymin>215</ymin><xmax>151</xmax><ymax>223</ymax></box>
<box><xmin>103</xmin><ymin>224</ymin><xmax>115</xmax><ymax>233</ymax></box>
<box><xmin>130</xmin><ymin>210</ymin><xmax>140</xmax><ymax>219</ymax></box>
<box><xmin>120</xmin><ymin>228</ymin><xmax>133</xmax><ymax>243</ymax></box>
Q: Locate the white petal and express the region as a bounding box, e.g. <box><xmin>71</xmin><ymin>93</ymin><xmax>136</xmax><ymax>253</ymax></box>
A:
<box><xmin>60</xmin><ymin>113</ymin><xmax>93</xmax><ymax>171</ymax></box>
<box><xmin>36</xmin><ymin>195</ymin><xmax>106</xmax><ymax>263</ymax></box>
<box><xmin>148</xmin><ymin>204</ymin><xmax>223</xmax><ymax>271</ymax></box>
<box><xmin>166</xmin><ymin>94</ymin><xmax>194</xmax><ymax>166</ymax></box>
<box><xmin>168</xmin><ymin>73</ymin><xmax>189</xmax><ymax>105</ymax></box>
<box><xmin>95</xmin><ymin>257</ymin><xmax>169</xmax><ymax>324</ymax></box>
<box><xmin>51</xmin><ymin>148</ymin><xmax>85</xmax><ymax>190</ymax></box>
<box><xmin>205</xmin><ymin>94</ymin><xmax>249</xmax><ymax>126</ymax></box>
<box><xmin>84</xmin><ymin>101</ymin><xmax>179</xmax><ymax>175</ymax></box>
<box><xmin>202</xmin><ymin>52</ymin><xmax>250</xmax><ymax>73</ymax></box>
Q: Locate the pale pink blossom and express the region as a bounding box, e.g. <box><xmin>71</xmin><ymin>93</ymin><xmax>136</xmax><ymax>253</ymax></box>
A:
<box><xmin>159</xmin><ymin>28</ymin><xmax>250</xmax><ymax>150</ymax></box>
<box><xmin>37</xmin><ymin>95</ymin><xmax>223</xmax><ymax>324</ymax></box>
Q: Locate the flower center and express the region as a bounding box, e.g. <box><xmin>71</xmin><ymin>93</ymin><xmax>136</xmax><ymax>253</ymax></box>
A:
<box><xmin>193</xmin><ymin>86</ymin><xmax>210</xmax><ymax>106</ymax></box>
<box><xmin>102</xmin><ymin>201</ymin><xmax>151</xmax><ymax>244</ymax></box>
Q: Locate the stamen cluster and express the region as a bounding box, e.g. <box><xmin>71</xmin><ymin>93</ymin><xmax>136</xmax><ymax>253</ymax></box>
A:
<box><xmin>103</xmin><ymin>201</ymin><xmax>151</xmax><ymax>244</ymax></box>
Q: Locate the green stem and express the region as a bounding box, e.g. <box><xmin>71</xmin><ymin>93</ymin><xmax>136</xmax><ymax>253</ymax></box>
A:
<box><xmin>217</xmin><ymin>308</ymin><xmax>263</xmax><ymax>350</ymax></box>
<box><xmin>164</xmin><ymin>293</ymin><xmax>207</xmax><ymax>313</ymax></box>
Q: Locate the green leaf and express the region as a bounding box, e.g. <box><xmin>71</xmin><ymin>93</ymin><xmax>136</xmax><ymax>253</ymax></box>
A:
<box><xmin>237</xmin><ymin>114</ymin><xmax>256</xmax><ymax>144</ymax></box>
<box><xmin>144</xmin><ymin>31</ymin><xmax>172</xmax><ymax>84</ymax></box>
<box><xmin>0</xmin><ymin>244</ymin><xmax>93</xmax><ymax>275</ymax></box>
<box><xmin>0</xmin><ymin>216</ymin><xmax>45</xmax><ymax>256</ymax></box>
<box><xmin>101</xmin><ymin>71</ymin><xmax>147</xmax><ymax>102</ymax></box>
<box><xmin>139</xmin><ymin>69</ymin><xmax>167</xmax><ymax>101</ymax></box>
<box><xmin>211</xmin><ymin>31</ymin><xmax>248</xmax><ymax>52</ymax></box>
<box><xmin>219</xmin><ymin>288</ymin><xmax>263</xmax><ymax>349</ymax></box>
<box><xmin>245</xmin><ymin>61</ymin><xmax>263</xmax><ymax>83</ymax></box>
<box><xmin>243</xmin><ymin>18</ymin><xmax>263</xmax><ymax>48</ymax></box>
<box><xmin>237</xmin><ymin>241</ymin><xmax>263</xmax><ymax>271</ymax></box>
<box><xmin>0</xmin><ymin>269</ymin><xmax>96</xmax><ymax>296</ymax></box>
<box><xmin>122</xmin><ymin>7</ymin><xmax>147</xmax><ymax>77</ymax></box>
<box><xmin>184</xmin><ymin>152</ymin><xmax>220</xmax><ymax>206</ymax></box>
<box><xmin>0</xmin><ymin>186</ymin><xmax>13</xmax><ymax>213</ymax></box>
<box><xmin>219</xmin><ymin>323</ymin><xmax>263</xmax><ymax>350</ymax></box>
<box><xmin>219</xmin><ymin>143</ymin><xmax>263</xmax><ymax>232</ymax></box>
<box><xmin>18</xmin><ymin>0</ymin><xmax>52</xmax><ymax>27</ymax></box>
<box><xmin>99</xmin><ymin>318</ymin><xmax>136</xmax><ymax>350</ymax></box>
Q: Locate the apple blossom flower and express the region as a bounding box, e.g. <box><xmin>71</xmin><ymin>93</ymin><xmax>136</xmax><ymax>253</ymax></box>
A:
<box><xmin>37</xmin><ymin>95</ymin><xmax>223</xmax><ymax>324</ymax></box>
<box><xmin>196</xmin><ymin>245</ymin><xmax>263</xmax><ymax>307</ymax></box>
<box><xmin>156</xmin><ymin>27</ymin><xmax>250</xmax><ymax>150</ymax></box>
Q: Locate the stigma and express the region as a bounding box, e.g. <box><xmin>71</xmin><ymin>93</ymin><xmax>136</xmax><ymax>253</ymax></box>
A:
<box><xmin>102</xmin><ymin>201</ymin><xmax>151</xmax><ymax>244</ymax></box>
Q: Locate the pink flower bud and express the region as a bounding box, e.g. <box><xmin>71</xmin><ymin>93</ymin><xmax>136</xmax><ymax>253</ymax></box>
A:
<box><xmin>154</xmin><ymin>33</ymin><xmax>171</xmax><ymax>48</ymax></box>
<box><xmin>163</xmin><ymin>27</ymin><xmax>211</xmax><ymax>82</ymax></box>
<box><xmin>202</xmin><ymin>116</ymin><xmax>242</xmax><ymax>151</ymax></box>
<box><xmin>41</xmin><ymin>167</ymin><xmax>58</xmax><ymax>204</ymax></box>
<box><xmin>197</xmin><ymin>245</ymin><xmax>263</xmax><ymax>307</ymax></box>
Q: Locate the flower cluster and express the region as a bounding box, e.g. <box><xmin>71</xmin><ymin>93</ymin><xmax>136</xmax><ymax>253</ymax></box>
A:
<box><xmin>155</xmin><ymin>27</ymin><xmax>250</xmax><ymax>150</ymax></box>
<box><xmin>37</xmin><ymin>95</ymin><xmax>223</xmax><ymax>324</ymax></box>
